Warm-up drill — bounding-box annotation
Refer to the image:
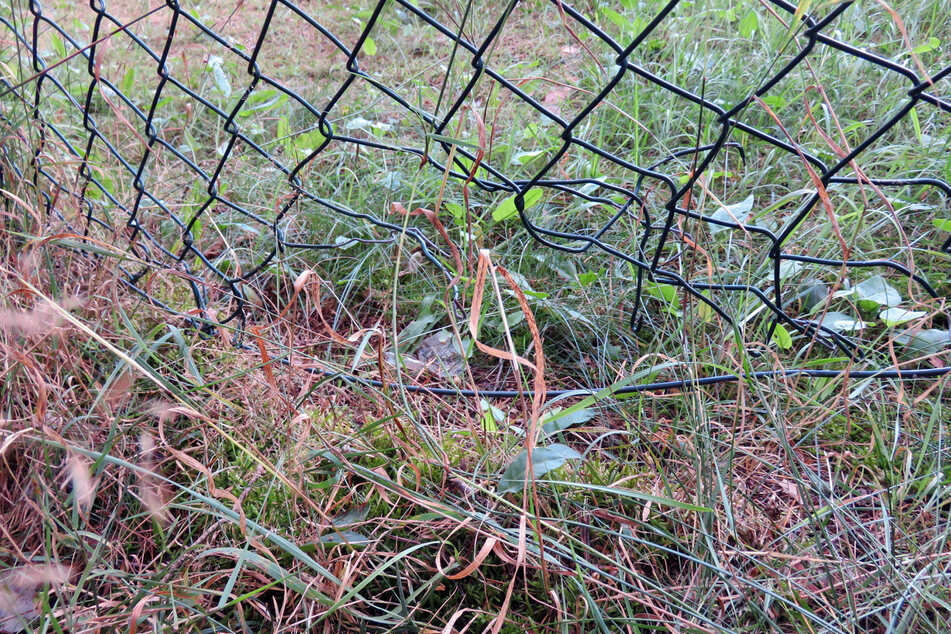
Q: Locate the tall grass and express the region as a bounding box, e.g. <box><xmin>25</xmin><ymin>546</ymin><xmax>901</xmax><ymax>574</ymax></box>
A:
<box><xmin>1</xmin><ymin>0</ymin><xmax>950</xmax><ymax>631</ymax></box>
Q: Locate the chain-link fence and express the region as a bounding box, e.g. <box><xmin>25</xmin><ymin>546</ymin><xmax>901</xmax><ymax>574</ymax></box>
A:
<box><xmin>1</xmin><ymin>0</ymin><xmax>949</xmax><ymax>395</ymax></box>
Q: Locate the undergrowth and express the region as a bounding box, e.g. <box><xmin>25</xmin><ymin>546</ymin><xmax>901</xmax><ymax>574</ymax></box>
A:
<box><xmin>1</xmin><ymin>0</ymin><xmax>950</xmax><ymax>632</ymax></box>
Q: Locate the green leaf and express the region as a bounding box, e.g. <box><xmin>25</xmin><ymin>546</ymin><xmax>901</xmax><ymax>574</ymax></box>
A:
<box><xmin>800</xmin><ymin>280</ymin><xmax>828</xmax><ymax>312</ymax></box>
<box><xmin>443</xmin><ymin>202</ymin><xmax>467</xmax><ymax>228</ymax></box>
<box><xmin>50</xmin><ymin>33</ymin><xmax>67</xmax><ymax>60</ymax></box>
<box><xmin>120</xmin><ymin>67</ymin><xmax>136</xmax><ymax>96</ymax></box>
<box><xmin>492</xmin><ymin>188</ymin><xmax>543</xmax><ymax>223</ymax></box>
<box><xmin>362</xmin><ymin>36</ymin><xmax>377</xmax><ymax>56</ymax></box>
<box><xmin>498</xmin><ymin>444</ymin><xmax>582</xmax><ymax>493</ymax></box>
<box><xmin>709</xmin><ymin>194</ymin><xmax>754</xmax><ymax>233</ymax></box>
<box><xmin>331</xmin><ymin>506</ymin><xmax>368</xmax><ymax>527</ymax></box>
<box><xmin>316</xmin><ymin>530</ymin><xmax>371</xmax><ymax>546</ymax></box>
<box><xmin>933</xmin><ymin>218</ymin><xmax>951</xmax><ymax>232</ymax></box>
<box><xmin>778</xmin><ymin>260</ymin><xmax>802</xmax><ymax>280</ymax></box>
<box><xmin>760</xmin><ymin>94</ymin><xmax>787</xmax><ymax>110</ymax></box>
<box><xmin>909</xmin><ymin>106</ymin><xmax>923</xmax><ymax>142</ymax></box>
<box><xmin>502</xmin><ymin>270</ymin><xmax>548</xmax><ymax>299</ymax></box>
<box><xmin>895</xmin><ymin>329</ymin><xmax>951</xmax><ymax>356</ymax></box>
<box><xmin>207</xmin><ymin>56</ymin><xmax>232</xmax><ymax>98</ymax></box>
<box><xmin>480</xmin><ymin>399</ymin><xmax>505</xmax><ymax>433</ymax></box>
<box><xmin>541</xmin><ymin>407</ymin><xmax>596</xmax><ymax>437</ymax></box>
<box><xmin>505</xmin><ymin>309</ymin><xmax>525</xmax><ymax>328</ymax></box>
<box><xmin>600</xmin><ymin>7</ymin><xmax>631</xmax><ymax>32</ymax></box>
<box><xmin>695</xmin><ymin>292</ymin><xmax>714</xmax><ymax>322</ymax></box>
<box><xmin>738</xmin><ymin>10</ymin><xmax>758</xmax><ymax>39</ymax></box>
<box><xmin>910</xmin><ymin>36</ymin><xmax>940</xmax><ymax>55</ymax></box>
<box><xmin>771</xmin><ymin>323</ymin><xmax>793</xmax><ymax>349</ymax></box>
<box><xmin>240</xmin><ymin>88</ymin><xmax>287</xmax><ymax>116</ymax></box>
<box><xmin>818</xmin><ymin>311</ymin><xmax>867</xmax><ymax>332</ymax></box>
<box><xmin>345</xmin><ymin>116</ymin><xmax>391</xmax><ymax>135</ymax></box>
<box><xmin>577</xmin><ymin>271</ymin><xmax>599</xmax><ymax>287</ymax></box>
<box><xmin>854</xmin><ymin>275</ymin><xmax>902</xmax><ymax>310</ymax></box>
<box><xmin>511</xmin><ymin>149</ymin><xmax>549</xmax><ymax>165</ymax></box>
<box><xmin>776</xmin><ymin>0</ymin><xmax>812</xmax><ymax>54</ymax></box>
<box><xmin>278</xmin><ymin>116</ymin><xmax>292</xmax><ymax>156</ymax></box>
<box><xmin>292</xmin><ymin>129</ymin><xmax>326</xmax><ymax>156</ymax></box>
<box><xmin>398</xmin><ymin>312</ymin><xmax>438</xmax><ymax>349</ymax></box>
<box><xmin>879</xmin><ymin>307</ymin><xmax>926</xmax><ymax>327</ymax></box>
<box><xmin>646</xmin><ymin>282</ymin><xmax>680</xmax><ymax>310</ymax></box>
<box><xmin>167</xmin><ymin>325</ymin><xmax>204</xmax><ymax>385</ymax></box>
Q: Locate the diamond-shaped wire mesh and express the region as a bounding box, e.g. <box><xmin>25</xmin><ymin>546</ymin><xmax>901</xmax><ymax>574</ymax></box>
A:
<box><xmin>1</xmin><ymin>0</ymin><xmax>949</xmax><ymax>395</ymax></box>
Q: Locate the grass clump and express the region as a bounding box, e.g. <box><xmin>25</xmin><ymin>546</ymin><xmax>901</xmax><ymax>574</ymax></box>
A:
<box><xmin>2</xmin><ymin>0</ymin><xmax>950</xmax><ymax>631</ymax></box>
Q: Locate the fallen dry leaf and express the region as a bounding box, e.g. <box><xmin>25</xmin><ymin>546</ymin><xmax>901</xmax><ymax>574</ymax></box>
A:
<box><xmin>0</xmin><ymin>565</ymin><xmax>70</xmax><ymax>633</ymax></box>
